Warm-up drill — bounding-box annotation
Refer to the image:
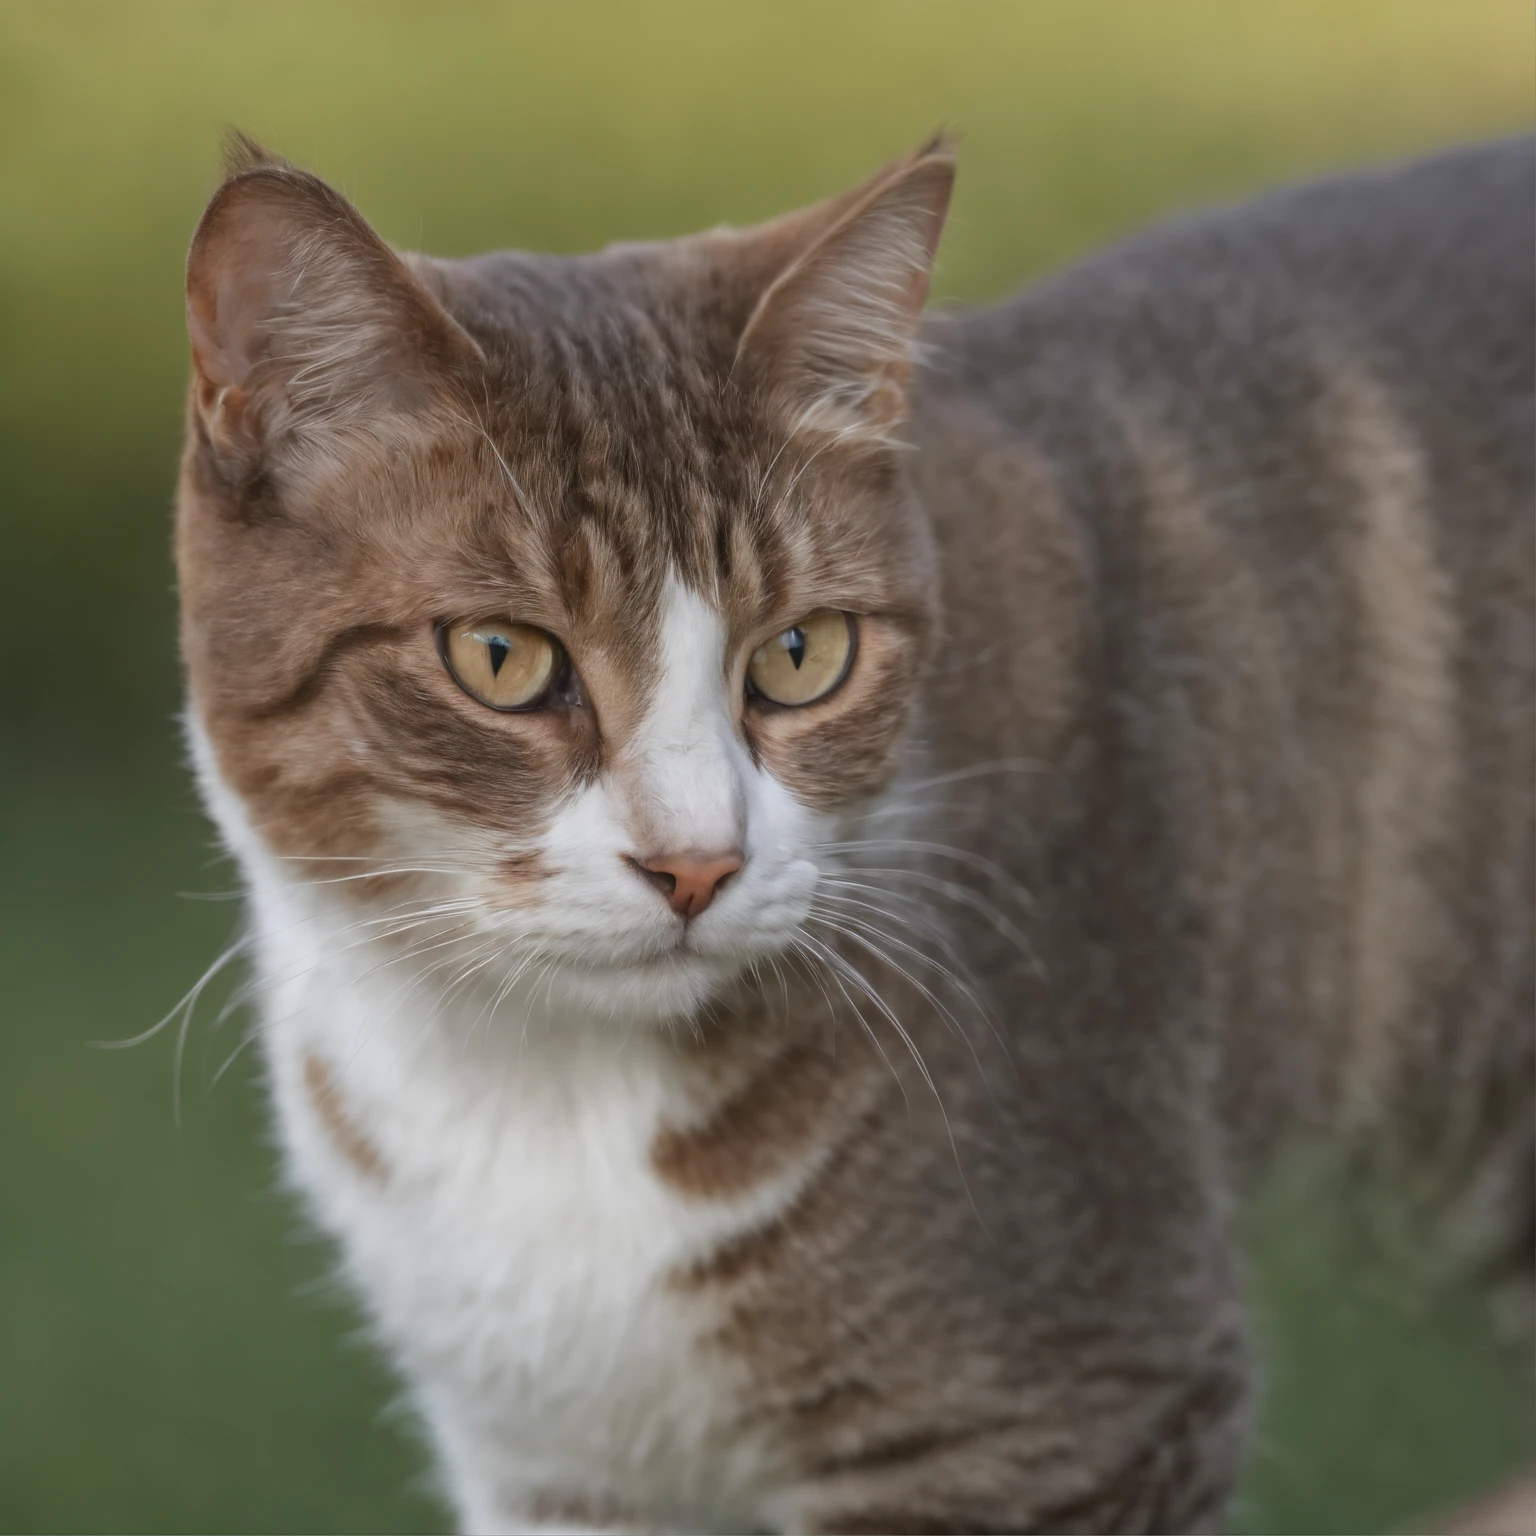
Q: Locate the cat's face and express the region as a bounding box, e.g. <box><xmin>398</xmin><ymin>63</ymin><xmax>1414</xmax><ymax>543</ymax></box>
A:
<box><xmin>178</xmin><ymin>139</ymin><xmax>952</xmax><ymax>1022</ymax></box>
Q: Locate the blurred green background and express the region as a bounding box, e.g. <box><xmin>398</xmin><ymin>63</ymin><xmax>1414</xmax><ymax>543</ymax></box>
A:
<box><xmin>0</xmin><ymin>3</ymin><xmax>1530</xmax><ymax>1531</ymax></box>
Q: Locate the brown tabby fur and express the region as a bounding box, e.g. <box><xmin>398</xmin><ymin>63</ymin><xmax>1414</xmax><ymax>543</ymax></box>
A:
<box><xmin>177</xmin><ymin>133</ymin><xmax>1534</xmax><ymax>1531</ymax></box>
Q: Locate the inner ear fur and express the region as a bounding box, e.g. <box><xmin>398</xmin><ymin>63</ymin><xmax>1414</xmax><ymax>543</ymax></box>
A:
<box><xmin>734</xmin><ymin>138</ymin><xmax>955</xmax><ymax>445</ymax></box>
<box><xmin>185</xmin><ymin>137</ymin><xmax>484</xmax><ymax>464</ymax></box>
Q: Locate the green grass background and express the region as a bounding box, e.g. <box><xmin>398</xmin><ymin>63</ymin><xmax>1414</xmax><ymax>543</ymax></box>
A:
<box><xmin>0</xmin><ymin>3</ymin><xmax>1530</xmax><ymax>1530</ymax></box>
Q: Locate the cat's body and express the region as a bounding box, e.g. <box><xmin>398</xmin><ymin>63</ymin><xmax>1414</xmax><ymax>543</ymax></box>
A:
<box><xmin>177</xmin><ymin>137</ymin><xmax>1533</xmax><ymax>1532</ymax></box>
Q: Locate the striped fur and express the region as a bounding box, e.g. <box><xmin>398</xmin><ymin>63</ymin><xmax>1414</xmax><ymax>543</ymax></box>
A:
<box><xmin>177</xmin><ymin>136</ymin><xmax>1534</xmax><ymax>1531</ymax></box>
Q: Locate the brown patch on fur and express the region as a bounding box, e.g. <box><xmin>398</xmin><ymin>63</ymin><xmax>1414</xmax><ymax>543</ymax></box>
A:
<box><xmin>662</xmin><ymin>999</ymin><xmax>893</xmax><ymax>1291</ymax></box>
<box><xmin>652</xmin><ymin>1038</ymin><xmax>848</xmax><ymax>1200</ymax></box>
<box><xmin>524</xmin><ymin>1489</ymin><xmax>639</xmax><ymax>1529</ymax></box>
<box><xmin>494</xmin><ymin>849</ymin><xmax>549</xmax><ymax>904</ymax></box>
<box><xmin>1326</xmin><ymin>364</ymin><xmax>1461</xmax><ymax>1122</ymax></box>
<box><xmin>669</xmin><ymin>1215</ymin><xmax>792</xmax><ymax>1291</ymax></box>
<box><xmin>303</xmin><ymin>1054</ymin><xmax>387</xmax><ymax>1182</ymax></box>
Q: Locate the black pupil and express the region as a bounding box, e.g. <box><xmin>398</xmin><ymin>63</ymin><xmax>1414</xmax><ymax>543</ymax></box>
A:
<box><xmin>487</xmin><ymin>635</ymin><xmax>511</xmax><ymax>677</ymax></box>
<box><xmin>784</xmin><ymin>626</ymin><xmax>806</xmax><ymax>669</ymax></box>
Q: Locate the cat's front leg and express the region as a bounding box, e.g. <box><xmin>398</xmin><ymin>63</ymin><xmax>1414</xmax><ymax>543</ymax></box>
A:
<box><xmin>702</xmin><ymin>1005</ymin><xmax>1255</xmax><ymax>1535</ymax></box>
<box><xmin>766</xmin><ymin>1347</ymin><xmax>1250</xmax><ymax>1535</ymax></box>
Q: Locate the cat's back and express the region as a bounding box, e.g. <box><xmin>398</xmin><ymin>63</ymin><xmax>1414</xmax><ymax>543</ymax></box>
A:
<box><xmin>909</xmin><ymin>138</ymin><xmax>1534</xmax><ymax>1178</ymax></box>
<box><xmin>917</xmin><ymin>136</ymin><xmax>1535</xmax><ymax>759</ymax></box>
<box><xmin>925</xmin><ymin>136</ymin><xmax>1533</xmax><ymax>442</ymax></box>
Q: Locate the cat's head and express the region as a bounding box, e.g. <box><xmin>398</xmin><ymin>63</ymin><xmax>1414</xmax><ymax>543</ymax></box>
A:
<box><xmin>177</xmin><ymin>136</ymin><xmax>953</xmax><ymax>1023</ymax></box>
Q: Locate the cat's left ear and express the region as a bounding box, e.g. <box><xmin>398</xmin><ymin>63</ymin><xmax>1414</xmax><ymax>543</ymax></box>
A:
<box><xmin>735</xmin><ymin>138</ymin><xmax>955</xmax><ymax>444</ymax></box>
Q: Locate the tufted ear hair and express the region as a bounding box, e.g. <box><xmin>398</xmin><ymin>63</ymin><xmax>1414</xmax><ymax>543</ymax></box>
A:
<box><xmin>734</xmin><ymin>137</ymin><xmax>954</xmax><ymax>446</ymax></box>
<box><xmin>185</xmin><ymin>135</ymin><xmax>483</xmax><ymax>468</ymax></box>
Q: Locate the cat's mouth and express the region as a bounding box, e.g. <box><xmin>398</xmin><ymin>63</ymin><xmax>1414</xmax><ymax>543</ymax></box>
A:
<box><xmin>564</xmin><ymin>929</ymin><xmax>757</xmax><ymax>984</ymax></box>
<box><xmin>584</xmin><ymin>941</ymin><xmax>712</xmax><ymax>974</ymax></box>
<box><xmin>525</xmin><ymin>934</ymin><xmax>749</xmax><ymax>1024</ymax></box>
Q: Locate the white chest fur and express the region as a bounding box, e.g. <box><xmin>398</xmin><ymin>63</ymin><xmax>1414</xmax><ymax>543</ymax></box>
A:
<box><xmin>247</xmin><ymin>881</ymin><xmax>799</xmax><ymax>1532</ymax></box>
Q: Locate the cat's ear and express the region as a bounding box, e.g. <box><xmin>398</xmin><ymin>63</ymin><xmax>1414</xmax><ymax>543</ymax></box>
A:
<box><xmin>185</xmin><ymin>135</ymin><xmax>483</xmax><ymax>465</ymax></box>
<box><xmin>735</xmin><ymin>139</ymin><xmax>954</xmax><ymax>445</ymax></box>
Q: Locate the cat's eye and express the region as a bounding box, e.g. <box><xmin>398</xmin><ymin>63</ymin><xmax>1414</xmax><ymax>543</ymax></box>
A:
<box><xmin>437</xmin><ymin>619</ymin><xmax>565</xmax><ymax>711</ymax></box>
<box><xmin>746</xmin><ymin>611</ymin><xmax>856</xmax><ymax>707</ymax></box>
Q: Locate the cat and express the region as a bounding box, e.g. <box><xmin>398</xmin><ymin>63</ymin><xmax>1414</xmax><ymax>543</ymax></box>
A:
<box><xmin>175</xmin><ymin>131</ymin><xmax>1534</xmax><ymax>1533</ymax></box>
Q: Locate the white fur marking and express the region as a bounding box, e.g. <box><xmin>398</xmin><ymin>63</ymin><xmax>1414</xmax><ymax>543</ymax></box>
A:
<box><xmin>183</xmin><ymin>572</ymin><xmax>848</xmax><ymax>1528</ymax></box>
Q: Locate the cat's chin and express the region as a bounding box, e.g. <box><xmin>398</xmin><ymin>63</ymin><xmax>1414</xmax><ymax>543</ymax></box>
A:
<box><xmin>535</xmin><ymin>948</ymin><xmax>745</xmax><ymax>1025</ymax></box>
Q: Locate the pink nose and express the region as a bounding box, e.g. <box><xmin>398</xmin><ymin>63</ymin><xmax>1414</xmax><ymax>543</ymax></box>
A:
<box><xmin>628</xmin><ymin>850</ymin><xmax>744</xmax><ymax>919</ymax></box>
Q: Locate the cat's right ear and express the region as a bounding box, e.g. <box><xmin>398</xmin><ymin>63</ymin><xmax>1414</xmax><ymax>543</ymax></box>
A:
<box><xmin>185</xmin><ymin>138</ymin><xmax>483</xmax><ymax>467</ymax></box>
